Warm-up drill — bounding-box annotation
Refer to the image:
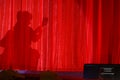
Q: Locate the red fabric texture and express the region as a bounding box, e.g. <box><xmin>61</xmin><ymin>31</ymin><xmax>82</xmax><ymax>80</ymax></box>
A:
<box><xmin>0</xmin><ymin>0</ymin><xmax>120</xmax><ymax>71</ymax></box>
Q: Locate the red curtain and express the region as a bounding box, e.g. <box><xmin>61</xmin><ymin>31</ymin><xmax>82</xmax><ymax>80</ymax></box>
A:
<box><xmin>0</xmin><ymin>0</ymin><xmax>120</xmax><ymax>71</ymax></box>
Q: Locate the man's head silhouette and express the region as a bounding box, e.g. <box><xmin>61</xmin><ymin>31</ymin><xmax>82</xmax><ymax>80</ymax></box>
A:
<box><xmin>17</xmin><ymin>11</ymin><xmax>32</xmax><ymax>26</ymax></box>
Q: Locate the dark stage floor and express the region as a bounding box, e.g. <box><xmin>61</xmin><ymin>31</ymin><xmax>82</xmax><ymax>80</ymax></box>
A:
<box><xmin>0</xmin><ymin>70</ymin><xmax>118</xmax><ymax>80</ymax></box>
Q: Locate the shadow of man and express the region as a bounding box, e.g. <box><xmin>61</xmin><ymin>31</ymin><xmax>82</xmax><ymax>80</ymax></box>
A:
<box><xmin>0</xmin><ymin>11</ymin><xmax>48</xmax><ymax>70</ymax></box>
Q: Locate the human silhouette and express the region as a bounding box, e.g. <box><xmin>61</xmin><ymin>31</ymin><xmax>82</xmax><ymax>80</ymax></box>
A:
<box><xmin>0</xmin><ymin>11</ymin><xmax>48</xmax><ymax>70</ymax></box>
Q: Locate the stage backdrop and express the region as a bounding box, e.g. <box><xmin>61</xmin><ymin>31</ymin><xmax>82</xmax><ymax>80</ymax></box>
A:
<box><xmin>0</xmin><ymin>0</ymin><xmax>120</xmax><ymax>71</ymax></box>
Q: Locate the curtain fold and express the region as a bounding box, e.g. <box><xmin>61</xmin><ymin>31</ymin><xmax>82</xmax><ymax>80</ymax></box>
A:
<box><xmin>0</xmin><ymin>0</ymin><xmax>120</xmax><ymax>71</ymax></box>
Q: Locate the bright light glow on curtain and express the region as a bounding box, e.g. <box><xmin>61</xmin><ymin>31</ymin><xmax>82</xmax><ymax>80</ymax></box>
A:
<box><xmin>0</xmin><ymin>0</ymin><xmax>120</xmax><ymax>71</ymax></box>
